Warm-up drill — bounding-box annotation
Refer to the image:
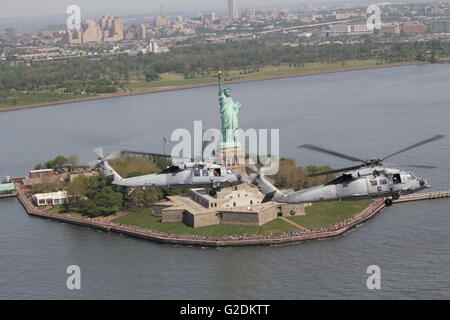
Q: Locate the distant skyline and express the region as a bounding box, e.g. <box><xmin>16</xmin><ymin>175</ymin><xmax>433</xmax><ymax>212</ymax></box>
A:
<box><xmin>0</xmin><ymin>0</ymin><xmax>442</xmax><ymax>19</ymax></box>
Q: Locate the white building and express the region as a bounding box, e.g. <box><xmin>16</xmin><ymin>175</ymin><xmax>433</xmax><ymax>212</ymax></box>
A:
<box><xmin>144</xmin><ymin>39</ymin><xmax>169</xmax><ymax>54</ymax></box>
<box><xmin>32</xmin><ymin>191</ymin><xmax>70</xmax><ymax>207</ymax></box>
<box><xmin>350</xmin><ymin>24</ymin><xmax>372</xmax><ymax>34</ymax></box>
<box><xmin>330</xmin><ymin>24</ymin><xmax>350</xmax><ymax>33</ymax></box>
<box><xmin>228</xmin><ymin>0</ymin><xmax>238</xmax><ymax>21</ymax></box>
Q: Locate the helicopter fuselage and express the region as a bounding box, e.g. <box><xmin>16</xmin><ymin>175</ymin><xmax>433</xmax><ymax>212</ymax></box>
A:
<box><xmin>104</xmin><ymin>161</ymin><xmax>243</xmax><ymax>190</ymax></box>
<box><xmin>279</xmin><ymin>167</ymin><xmax>429</xmax><ymax>204</ymax></box>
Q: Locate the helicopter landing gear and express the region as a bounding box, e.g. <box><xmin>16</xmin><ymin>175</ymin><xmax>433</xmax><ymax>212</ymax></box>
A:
<box><xmin>209</xmin><ymin>189</ymin><xmax>217</xmax><ymax>196</ymax></box>
<box><xmin>392</xmin><ymin>192</ymin><xmax>400</xmax><ymax>200</ymax></box>
<box><xmin>384</xmin><ymin>198</ymin><xmax>393</xmax><ymax>207</ymax></box>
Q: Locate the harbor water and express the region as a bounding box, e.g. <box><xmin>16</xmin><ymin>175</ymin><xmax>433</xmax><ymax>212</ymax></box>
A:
<box><xmin>0</xmin><ymin>64</ymin><xmax>449</xmax><ymax>299</ymax></box>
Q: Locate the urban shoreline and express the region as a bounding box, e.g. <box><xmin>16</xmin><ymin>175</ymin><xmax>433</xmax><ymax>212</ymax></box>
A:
<box><xmin>0</xmin><ymin>61</ymin><xmax>431</xmax><ymax>114</ymax></box>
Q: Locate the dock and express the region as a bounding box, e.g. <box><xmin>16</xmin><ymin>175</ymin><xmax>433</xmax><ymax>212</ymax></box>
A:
<box><xmin>0</xmin><ymin>192</ymin><xmax>17</xmax><ymax>199</ymax></box>
<box><xmin>8</xmin><ymin>189</ymin><xmax>450</xmax><ymax>247</ymax></box>
<box><xmin>394</xmin><ymin>190</ymin><xmax>450</xmax><ymax>203</ymax></box>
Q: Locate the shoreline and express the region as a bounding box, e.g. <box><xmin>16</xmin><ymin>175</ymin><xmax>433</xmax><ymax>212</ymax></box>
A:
<box><xmin>15</xmin><ymin>189</ymin><xmax>385</xmax><ymax>247</ymax></box>
<box><xmin>0</xmin><ymin>61</ymin><xmax>430</xmax><ymax>114</ymax></box>
<box><xmin>14</xmin><ymin>189</ymin><xmax>450</xmax><ymax>247</ymax></box>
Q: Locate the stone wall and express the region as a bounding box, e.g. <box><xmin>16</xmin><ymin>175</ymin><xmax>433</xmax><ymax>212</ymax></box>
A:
<box><xmin>154</xmin><ymin>202</ymin><xmax>173</xmax><ymax>217</ymax></box>
<box><xmin>220</xmin><ymin>210</ymin><xmax>260</xmax><ymax>226</ymax></box>
<box><xmin>259</xmin><ymin>206</ymin><xmax>279</xmax><ymax>225</ymax></box>
<box><xmin>161</xmin><ymin>209</ymin><xmax>184</xmax><ymax>223</ymax></box>
<box><xmin>183</xmin><ymin>211</ymin><xmax>220</xmax><ymax>228</ymax></box>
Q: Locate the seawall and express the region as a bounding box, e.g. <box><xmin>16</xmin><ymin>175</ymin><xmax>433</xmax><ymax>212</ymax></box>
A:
<box><xmin>16</xmin><ymin>189</ymin><xmax>388</xmax><ymax>247</ymax></box>
<box><xmin>14</xmin><ymin>190</ymin><xmax>450</xmax><ymax>247</ymax></box>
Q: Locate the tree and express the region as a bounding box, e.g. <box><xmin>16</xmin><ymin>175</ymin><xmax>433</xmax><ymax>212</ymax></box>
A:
<box><xmin>125</xmin><ymin>188</ymin><xmax>163</xmax><ymax>210</ymax></box>
<box><xmin>72</xmin><ymin>175</ymin><xmax>124</xmax><ymax>217</ymax></box>
<box><xmin>67</xmin><ymin>175</ymin><xmax>88</xmax><ymax>200</ymax></box>
<box><xmin>144</xmin><ymin>70</ymin><xmax>161</xmax><ymax>82</ymax></box>
<box><xmin>66</xmin><ymin>154</ymin><xmax>79</xmax><ymax>166</ymax></box>
<box><xmin>44</xmin><ymin>155</ymin><xmax>68</xmax><ymax>169</ymax></box>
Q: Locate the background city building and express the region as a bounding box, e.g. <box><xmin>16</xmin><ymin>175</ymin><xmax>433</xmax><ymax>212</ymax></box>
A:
<box><xmin>228</xmin><ymin>0</ymin><xmax>239</xmax><ymax>21</ymax></box>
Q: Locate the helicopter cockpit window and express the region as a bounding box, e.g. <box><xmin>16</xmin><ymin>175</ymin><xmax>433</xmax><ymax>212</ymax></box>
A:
<box><xmin>194</xmin><ymin>169</ymin><xmax>201</xmax><ymax>177</ymax></box>
<box><xmin>226</xmin><ymin>169</ymin><xmax>234</xmax><ymax>175</ymax></box>
<box><xmin>406</xmin><ymin>174</ymin><xmax>416</xmax><ymax>180</ymax></box>
<box><xmin>202</xmin><ymin>170</ymin><xmax>209</xmax><ymax>176</ymax></box>
<box><xmin>393</xmin><ymin>174</ymin><xmax>402</xmax><ymax>184</ymax></box>
<box><xmin>369</xmin><ymin>179</ymin><xmax>378</xmax><ymax>186</ymax></box>
<box><xmin>379</xmin><ymin>178</ymin><xmax>388</xmax><ymax>185</ymax></box>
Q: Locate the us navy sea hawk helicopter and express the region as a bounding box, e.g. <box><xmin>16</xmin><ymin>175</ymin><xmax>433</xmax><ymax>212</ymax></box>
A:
<box><xmin>94</xmin><ymin>148</ymin><xmax>243</xmax><ymax>195</ymax></box>
<box><xmin>254</xmin><ymin>135</ymin><xmax>444</xmax><ymax>207</ymax></box>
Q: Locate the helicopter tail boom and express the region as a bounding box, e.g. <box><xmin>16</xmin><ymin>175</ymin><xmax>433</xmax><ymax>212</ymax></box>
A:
<box><xmin>253</xmin><ymin>173</ymin><xmax>287</xmax><ymax>203</ymax></box>
<box><xmin>102</xmin><ymin>160</ymin><xmax>124</xmax><ymax>185</ymax></box>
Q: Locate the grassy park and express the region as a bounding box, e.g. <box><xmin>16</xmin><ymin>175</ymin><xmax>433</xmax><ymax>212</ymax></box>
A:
<box><xmin>0</xmin><ymin>92</ymin><xmax>91</xmax><ymax>109</ymax></box>
<box><xmin>112</xmin><ymin>199</ymin><xmax>374</xmax><ymax>237</ymax></box>
<box><xmin>47</xmin><ymin>205</ymin><xmax>85</xmax><ymax>218</ymax></box>
<box><xmin>112</xmin><ymin>207</ymin><xmax>299</xmax><ymax>237</ymax></box>
<box><xmin>121</xmin><ymin>59</ymin><xmax>383</xmax><ymax>94</ymax></box>
<box><xmin>287</xmin><ymin>199</ymin><xmax>373</xmax><ymax>230</ymax></box>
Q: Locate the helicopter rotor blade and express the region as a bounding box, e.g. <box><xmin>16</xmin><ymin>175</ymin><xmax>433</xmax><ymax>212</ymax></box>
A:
<box><xmin>121</xmin><ymin>150</ymin><xmax>194</xmax><ymax>162</ymax></box>
<box><xmin>307</xmin><ymin>165</ymin><xmax>365</xmax><ymax>177</ymax></box>
<box><xmin>382</xmin><ymin>135</ymin><xmax>444</xmax><ymax>161</ymax></box>
<box><xmin>384</xmin><ymin>164</ymin><xmax>438</xmax><ymax>169</ymax></box>
<box><xmin>94</xmin><ymin>147</ymin><xmax>104</xmax><ymax>159</ymax></box>
<box><xmin>299</xmin><ymin>144</ymin><xmax>365</xmax><ymax>163</ymax></box>
<box><xmin>105</xmin><ymin>151</ymin><xmax>121</xmax><ymax>161</ymax></box>
<box><xmin>403</xmin><ymin>165</ymin><xmax>437</xmax><ymax>169</ymax></box>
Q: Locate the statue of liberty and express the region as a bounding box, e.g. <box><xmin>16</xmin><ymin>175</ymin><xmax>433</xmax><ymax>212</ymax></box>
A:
<box><xmin>218</xmin><ymin>71</ymin><xmax>241</xmax><ymax>148</ymax></box>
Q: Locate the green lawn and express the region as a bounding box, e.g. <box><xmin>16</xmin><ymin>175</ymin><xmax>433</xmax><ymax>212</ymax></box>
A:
<box><xmin>125</xmin><ymin>77</ymin><xmax>217</xmax><ymax>93</ymax></box>
<box><xmin>287</xmin><ymin>200</ymin><xmax>373</xmax><ymax>230</ymax></box>
<box><xmin>125</xmin><ymin>60</ymin><xmax>382</xmax><ymax>93</ymax></box>
<box><xmin>112</xmin><ymin>207</ymin><xmax>299</xmax><ymax>237</ymax></box>
<box><xmin>47</xmin><ymin>205</ymin><xmax>84</xmax><ymax>218</ymax></box>
<box><xmin>0</xmin><ymin>93</ymin><xmax>91</xmax><ymax>109</ymax></box>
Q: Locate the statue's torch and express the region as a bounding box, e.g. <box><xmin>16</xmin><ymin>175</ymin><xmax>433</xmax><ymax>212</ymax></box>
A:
<box><xmin>218</xmin><ymin>70</ymin><xmax>224</xmax><ymax>92</ymax></box>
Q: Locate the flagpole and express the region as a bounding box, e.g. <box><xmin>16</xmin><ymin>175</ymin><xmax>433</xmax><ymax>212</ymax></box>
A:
<box><xmin>163</xmin><ymin>137</ymin><xmax>166</xmax><ymax>157</ymax></box>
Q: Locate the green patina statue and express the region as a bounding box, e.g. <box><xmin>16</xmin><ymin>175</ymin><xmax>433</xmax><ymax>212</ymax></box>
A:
<box><xmin>218</xmin><ymin>71</ymin><xmax>241</xmax><ymax>148</ymax></box>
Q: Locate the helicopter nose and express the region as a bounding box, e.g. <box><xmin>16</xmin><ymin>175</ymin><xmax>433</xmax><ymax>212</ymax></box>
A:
<box><xmin>419</xmin><ymin>179</ymin><xmax>428</xmax><ymax>188</ymax></box>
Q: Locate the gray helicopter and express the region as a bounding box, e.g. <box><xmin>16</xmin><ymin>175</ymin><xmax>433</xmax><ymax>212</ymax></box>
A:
<box><xmin>254</xmin><ymin>135</ymin><xmax>444</xmax><ymax>207</ymax></box>
<box><xmin>95</xmin><ymin>149</ymin><xmax>243</xmax><ymax>195</ymax></box>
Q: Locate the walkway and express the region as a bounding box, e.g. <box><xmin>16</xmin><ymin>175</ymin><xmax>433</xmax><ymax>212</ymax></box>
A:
<box><xmin>280</xmin><ymin>217</ymin><xmax>309</xmax><ymax>231</ymax></box>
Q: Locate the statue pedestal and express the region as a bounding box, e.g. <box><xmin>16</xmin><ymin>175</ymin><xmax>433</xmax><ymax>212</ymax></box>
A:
<box><xmin>217</xmin><ymin>146</ymin><xmax>246</xmax><ymax>176</ymax></box>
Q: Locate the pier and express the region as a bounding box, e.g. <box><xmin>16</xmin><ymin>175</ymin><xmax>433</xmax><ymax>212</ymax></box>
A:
<box><xmin>10</xmin><ymin>189</ymin><xmax>450</xmax><ymax>247</ymax></box>
<box><xmin>0</xmin><ymin>192</ymin><xmax>16</xmax><ymax>199</ymax></box>
<box><xmin>393</xmin><ymin>190</ymin><xmax>450</xmax><ymax>203</ymax></box>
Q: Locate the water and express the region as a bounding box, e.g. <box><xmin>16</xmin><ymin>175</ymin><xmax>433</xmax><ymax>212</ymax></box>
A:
<box><xmin>0</xmin><ymin>64</ymin><xmax>449</xmax><ymax>299</ymax></box>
